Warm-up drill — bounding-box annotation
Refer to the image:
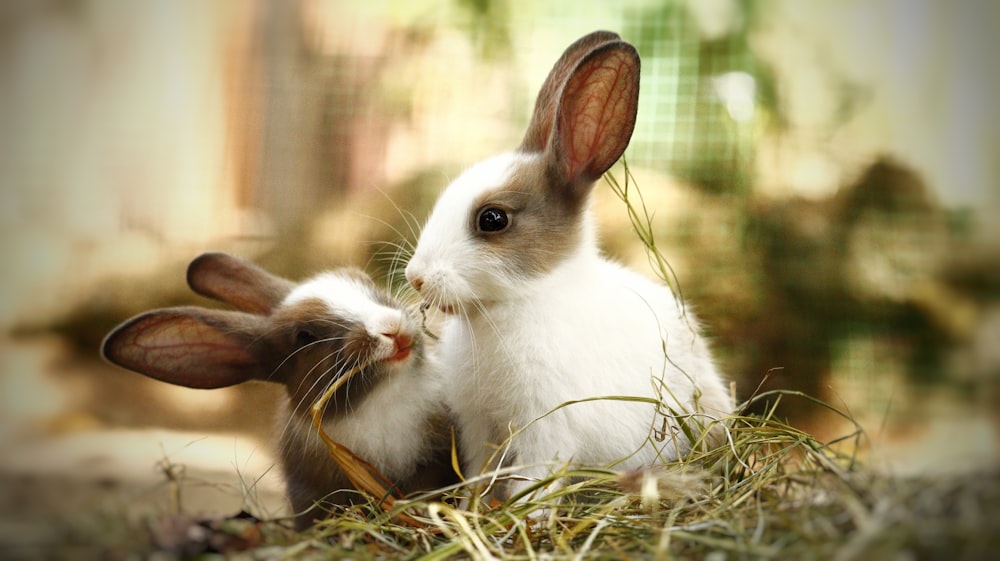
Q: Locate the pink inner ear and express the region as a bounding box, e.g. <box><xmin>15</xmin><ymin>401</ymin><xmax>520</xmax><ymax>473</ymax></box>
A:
<box><xmin>520</xmin><ymin>31</ymin><xmax>623</xmax><ymax>153</ymax></box>
<box><xmin>105</xmin><ymin>310</ymin><xmax>264</xmax><ymax>389</ymax></box>
<box><xmin>556</xmin><ymin>46</ymin><xmax>639</xmax><ymax>185</ymax></box>
<box><xmin>132</xmin><ymin>317</ymin><xmax>255</xmax><ymax>384</ymax></box>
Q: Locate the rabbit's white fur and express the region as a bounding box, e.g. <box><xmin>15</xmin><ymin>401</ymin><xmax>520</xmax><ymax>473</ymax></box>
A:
<box><xmin>410</xmin><ymin>154</ymin><xmax>730</xmax><ymax>496</ymax></box>
<box><xmin>406</xmin><ymin>32</ymin><xmax>730</xmax><ymax>500</ymax></box>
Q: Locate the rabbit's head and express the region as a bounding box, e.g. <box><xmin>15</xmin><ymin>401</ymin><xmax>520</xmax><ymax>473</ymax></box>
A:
<box><xmin>102</xmin><ymin>252</ymin><xmax>422</xmax><ymax>420</ymax></box>
<box><xmin>406</xmin><ymin>31</ymin><xmax>640</xmax><ymax>313</ymax></box>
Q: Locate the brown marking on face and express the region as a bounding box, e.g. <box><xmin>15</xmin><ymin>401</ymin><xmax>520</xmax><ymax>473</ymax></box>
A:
<box><xmin>467</xmin><ymin>156</ymin><xmax>589</xmax><ymax>279</ymax></box>
<box><xmin>266</xmin><ymin>296</ymin><xmax>414</xmax><ymax>421</ymax></box>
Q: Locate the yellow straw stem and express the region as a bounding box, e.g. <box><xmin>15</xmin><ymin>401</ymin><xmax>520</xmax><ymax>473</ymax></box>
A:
<box><xmin>309</xmin><ymin>361</ymin><xmax>423</xmax><ymax>526</ymax></box>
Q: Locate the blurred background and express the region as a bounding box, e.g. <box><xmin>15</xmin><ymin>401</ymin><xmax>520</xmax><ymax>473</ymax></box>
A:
<box><xmin>1</xmin><ymin>0</ymin><xmax>997</xmax><ymax>548</ymax></box>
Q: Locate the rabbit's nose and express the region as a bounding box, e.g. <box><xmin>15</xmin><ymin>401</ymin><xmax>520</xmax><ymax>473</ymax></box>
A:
<box><xmin>405</xmin><ymin>260</ymin><xmax>425</xmax><ymax>292</ymax></box>
<box><xmin>408</xmin><ymin>273</ymin><xmax>425</xmax><ymax>292</ymax></box>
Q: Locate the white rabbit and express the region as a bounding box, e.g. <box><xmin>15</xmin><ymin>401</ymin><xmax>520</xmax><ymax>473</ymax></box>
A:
<box><xmin>405</xmin><ymin>31</ymin><xmax>731</xmax><ymax>500</ymax></box>
<box><xmin>102</xmin><ymin>252</ymin><xmax>456</xmax><ymax>529</ymax></box>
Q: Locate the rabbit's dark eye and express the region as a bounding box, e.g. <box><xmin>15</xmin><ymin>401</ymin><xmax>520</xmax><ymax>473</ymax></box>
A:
<box><xmin>477</xmin><ymin>207</ymin><xmax>510</xmax><ymax>233</ymax></box>
<box><xmin>295</xmin><ymin>327</ymin><xmax>318</xmax><ymax>347</ymax></box>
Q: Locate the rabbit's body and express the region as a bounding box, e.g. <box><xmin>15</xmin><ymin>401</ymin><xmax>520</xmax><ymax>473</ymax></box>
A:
<box><xmin>429</xmin><ymin>179</ymin><xmax>729</xmax><ymax>492</ymax></box>
<box><xmin>278</xmin><ymin>370</ymin><xmax>452</xmax><ymax>521</ymax></box>
<box><xmin>103</xmin><ymin>254</ymin><xmax>455</xmax><ymax>529</ymax></box>
<box><xmin>406</xmin><ymin>32</ymin><xmax>730</xmax><ymax>499</ymax></box>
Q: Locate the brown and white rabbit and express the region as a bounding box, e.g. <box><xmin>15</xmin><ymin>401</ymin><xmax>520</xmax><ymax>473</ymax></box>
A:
<box><xmin>405</xmin><ymin>31</ymin><xmax>731</xmax><ymax>500</ymax></box>
<box><xmin>102</xmin><ymin>252</ymin><xmax>455</xmax><ymax>529</ymax></box>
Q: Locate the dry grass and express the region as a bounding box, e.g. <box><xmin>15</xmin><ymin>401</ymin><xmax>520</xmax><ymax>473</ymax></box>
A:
<box><xmin>19</xmin><ymin>393</ymin><xmax>999</xmax><ymax>560</ymax></box>
<box><xmin>263</xmin><ymin>393</ymin><xmax>998</xmax><ymax>560</ymax></box>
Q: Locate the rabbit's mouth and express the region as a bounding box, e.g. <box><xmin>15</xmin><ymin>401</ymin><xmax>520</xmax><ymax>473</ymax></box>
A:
<box><xmin>389</xmin><ymin>346</ymin><xmax>412</xmax><ymax>362</ymax></box>
<box><xmin>384</xmin><ymin>332</ymin><xmax>416</xmax><ymax>363</ymax></box>
<box><xmin>419</xmin><ymin>299</ymin><xmax>458</xmax><ymax>316</ymax></box>
<box><xmin>387</xmin><ymin>344</ymin><xmax>412</xmax><ymax>362</ymax></box>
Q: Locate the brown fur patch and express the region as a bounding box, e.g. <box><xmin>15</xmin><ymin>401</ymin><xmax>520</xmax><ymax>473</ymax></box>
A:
<box><xmin>467</xmin><ymin>157</ymin><xmax>588</xmax><ymax>279</ymax></box>
<box><xmin>267</xmin><ymin>297</ymin><xmax>394</xmax><ymax>420</ymax></box>
<box><xmin>186</xmin><ymin>252</ymin><xmax>294</xmax><ymax>314</ymax></box>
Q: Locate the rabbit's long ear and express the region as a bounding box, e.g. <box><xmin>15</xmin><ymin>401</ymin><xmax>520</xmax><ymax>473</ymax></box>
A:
<box><xmin>187</xmin><ymin>252</ymin><xmax>294</xmax><ymax>315</ymax></box>
<box><xmin>101</xmin><ymin>307</ymin><xmax>273</xmax><ymax>388</ymax></box>
<box><xmin>545</xmin><ymin>40</ymin><xmax>640</xmax><ymax>202</ymax></box>
<box><xmin>520</xmin><ymin>31</ymin><xmax>623</xmax><ymax>153</ymax></box>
